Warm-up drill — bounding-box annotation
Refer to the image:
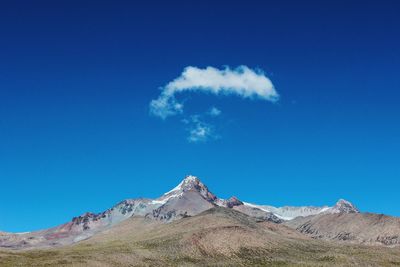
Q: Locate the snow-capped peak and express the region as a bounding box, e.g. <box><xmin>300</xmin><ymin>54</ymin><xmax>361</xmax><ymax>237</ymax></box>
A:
<box><xmin>152</xmin><ymin>175</ymin><xmax>218</xmax><ymax>205</ymax></box>
<box><xmin>331</xmin><ymin>199</ymin><xmax>359</xmax><ymax>213</ymax></box>
<box><xmin>162</xmin><ymin>175</ymin><xmax>199</xmax><ymax>196</ymax></box>
<box><xmin>184</xmin><ymin>175</ymin><xmax>198</xmax><ymax>182</ymax></box>
<box><xmin>177</xmin><ymin>175</ymin><xmax>200</xmax><ymax>190</ymax></box>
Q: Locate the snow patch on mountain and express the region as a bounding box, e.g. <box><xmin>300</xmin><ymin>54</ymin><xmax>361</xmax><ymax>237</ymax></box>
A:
<box><xmin>242</xmin><ymin>202</ymin><xmax>296</xmax><ymax>220</ymax></box>
<box><xmin>151</xmin><ymin>192</ymin><xmax>184</xmax><ymax>205</ymax></box>
<box><xmin>243</xmin><ymin>199</ymin><xmax>358</xmax><ymax>221</ymax></box>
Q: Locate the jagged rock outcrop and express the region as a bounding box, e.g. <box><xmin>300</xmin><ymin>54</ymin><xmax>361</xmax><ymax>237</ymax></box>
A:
<box><xmin>224</xmin><ymin>196</ymin><xmax>243</xmax><ymax>208</ymax></box>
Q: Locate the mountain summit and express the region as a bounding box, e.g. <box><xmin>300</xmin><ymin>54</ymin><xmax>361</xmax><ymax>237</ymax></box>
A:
<box><xmin>331</xmin><ymin>199</ymin><xmax>359</xmax><ymax>213</ymax></box>
<box><xmin>154</xmin><ymin>175</ymin><xmax>217</xmax><ymax>205</ymax></box>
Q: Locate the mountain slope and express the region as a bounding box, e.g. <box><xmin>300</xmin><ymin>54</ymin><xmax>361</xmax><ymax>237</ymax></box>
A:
<box><xmin>285</xmin><ymin>212</ymin><xmax>400</xmax><ymax>246</ymax></box>
<box><xmin>0</xmin><ymin>198</ymin><xmax>164</xmax><ymax>249</ymax></box>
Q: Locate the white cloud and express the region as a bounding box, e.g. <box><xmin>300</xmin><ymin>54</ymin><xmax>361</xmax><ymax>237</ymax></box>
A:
<box><xmin>184</xmin><ymin>115</ymin><xmax>217</xmax><ymax>143</ymax></box>
<box><xmin>208</xmin><ymin>107</ymin><xmax>221</xmax><ymax>117</ymax></box>
<box><xmin>149</xmin><ymin>65</ymin><xmax>278</xmax><ymax>119</ymax></box>
<box><xmin>188</xmin><ymin>123</ymin><xmax>213</xmax><ymax>143</ymax></box>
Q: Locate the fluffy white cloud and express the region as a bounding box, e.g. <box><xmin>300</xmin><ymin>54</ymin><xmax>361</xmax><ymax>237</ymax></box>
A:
<box><xmin>150</xmin><ymin>65</ymin><xmax>278</xmax><ymax>119</ymax></box>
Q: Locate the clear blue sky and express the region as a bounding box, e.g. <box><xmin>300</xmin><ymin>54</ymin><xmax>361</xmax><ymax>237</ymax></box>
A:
<box><xmin>1</xmin><ymin>0</ymin><xmax>399</xmax><ymax>232</ymax></box>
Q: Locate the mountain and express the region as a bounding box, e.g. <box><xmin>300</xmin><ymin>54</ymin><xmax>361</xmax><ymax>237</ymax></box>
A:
<box><xmin>146</xmin><ymin>175</ymin><xmax>219</xmax><ymax>221</ymax></box>
<box><xmin>2</xmin><ymin>207</ymin><xmax>400</xmax><ymax>267</ymax></box>
<box><xmin>0</xmin><ymin>175</ymin><xmax>395</xmax><ymax>251</ymax></box>
<box><xmin>147</xmin><ymin>176</ymin><xmax>281</xmax><ymax>223</ymax></box>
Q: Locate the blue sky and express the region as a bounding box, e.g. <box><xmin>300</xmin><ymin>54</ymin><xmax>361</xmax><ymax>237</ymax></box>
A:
<box><xmin>0</xmin><ymin>0</ymin><xmax>399</xmax><ymax>232</ymax></box>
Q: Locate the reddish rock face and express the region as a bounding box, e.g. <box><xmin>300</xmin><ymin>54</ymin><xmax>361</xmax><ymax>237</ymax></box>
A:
<box><xmin>186</xmin><ymin>177</ymin><xmax>218</xmax><ymax>202</ymax></box>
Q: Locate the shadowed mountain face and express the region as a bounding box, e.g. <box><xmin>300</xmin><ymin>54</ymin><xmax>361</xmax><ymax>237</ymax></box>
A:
<box><xmin>0</xmin><ymin>175</ymin><xmax>396</xmax><ymax>251</ymax></box>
